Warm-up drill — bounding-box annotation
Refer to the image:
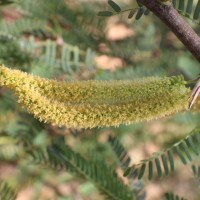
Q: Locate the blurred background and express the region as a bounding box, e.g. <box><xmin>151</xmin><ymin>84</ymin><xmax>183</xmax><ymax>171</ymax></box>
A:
<box><xmin>0</xmin><ymin>0</ymin><xmax>200</xmax><ymax>199</ymax></box>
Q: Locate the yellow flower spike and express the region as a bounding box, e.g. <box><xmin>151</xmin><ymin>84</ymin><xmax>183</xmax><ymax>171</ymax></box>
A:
<box><xmin>0</xmin><ymin>65</ymin><xmax>191</xmax><ymax>128</ymax></box>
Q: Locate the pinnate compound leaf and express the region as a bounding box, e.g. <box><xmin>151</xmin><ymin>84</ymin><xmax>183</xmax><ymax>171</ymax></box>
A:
<box><xmin>98</xmin><ymin>11</ymin><xmax>113</xmax><ymax>16</ymax></box>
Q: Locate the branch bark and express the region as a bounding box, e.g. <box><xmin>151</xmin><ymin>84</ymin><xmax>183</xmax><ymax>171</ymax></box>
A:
<box><xmin>140</xmin><ymin>0</ymin><xmax>200</xmax><ymax>63</ymax></box>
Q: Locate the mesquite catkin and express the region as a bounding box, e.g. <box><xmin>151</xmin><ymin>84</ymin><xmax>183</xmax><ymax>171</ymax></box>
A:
<box><xmin>0</xmin><ymin>65</ymin><xmax>190</xmax><ymax>128</ymax></box>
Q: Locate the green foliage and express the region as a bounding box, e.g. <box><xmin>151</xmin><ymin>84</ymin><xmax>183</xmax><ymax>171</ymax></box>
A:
<box><xmin>108</xmin><ymin>135</ymin><xmax>131</xmax><ymax>169</ymax></box>
<box><xmin>165</xmin><ymin>193</ymin><xmax>187</xmax><ymax>200</ymax></box>
<box><xmin>28</xmin><ymin>138</ymin><xmax>134</xmax><ymax>200</ymax></box>
<box><xmin>0</xmin><ymin>141</ymin><xmax>21</xmax><ymax>161</ymax></box>
<box><xmin>108</xmin><ymin>136</ymin><xmax>146</xmax><ymax>200</ymax></box>
<box><xmin>0</xmin><ymin>0</ymin><xmax>14</xmax><ymax>6</ymax></box>
<box><xmin>98</xmin><ymin>0</ymin><xmax>150</xmax><ymax>20</ymax></box>
<box><xmin>98</xmin><ymin>11</ymin><xmax>114</xmax><ymax>17</ymax></box>
<box><xmin>31</xmin><ymin>40</ymin><xmax>96</xmax><ymax>77</ymax></box>
<box><xmin>108</xmin><ymin>0</ymin><xmax>121</xmax><ymax>12</ymax></box>
<box><xmin>172</xmin><ymin>0</ymin><xmax>200</xmax><ymax>22</ymax></box>
<box><xmin>0</xmin><ymin>19</ymin><xmax>46</xmax><ymax>36</ymax></box>
<box><xmin>192</xmin><ymin>164</ymin><xmax>200</xmax><ymax>178</ymax></box>
<box><xmin>0</xmin><ymin>181</ymin><xmax>17</xmax><ymax>200</ymax></box>
<box><xmin>106</xmin><ymin>128</ymin><xmax>200</xmax><ymax>199</ymax></box>
<box><xmin>123</xmin><ymin>129</ymin><xmax>200</xmax><ymax>180</ymax></box>
<box><xmin>0</xmin><ymin>35</ymin><xmax>32</xmax><ymax>67</ymax></box>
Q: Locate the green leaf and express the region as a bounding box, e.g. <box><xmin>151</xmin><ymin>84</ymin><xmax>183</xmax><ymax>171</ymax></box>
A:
<box><xmin>123</xmin><ymin>167</ymin><xmax>132</xmax><ymax>177</ymax></box>
<box><xmin>193</xmin><ymin>0</ymin><xmax>200</xmax><ymax>20</ymax></box>
<box><xmin>138</xmin><ymin>163</ymin><xmax>146</xmax><ymax>179</ymax></box>
<box><xmin>98</xmin><ymin>11</ymin><xmax>113</xmax><ymax>17</ymax></box>
<box><xmin>165</xmin><ymin>192</ymin><xmax>187</xmax><ymax>200</ymax></box>
<box><xmin>135</xmin><ymin>7</ymin><xmax>144</xmax><ymax>20</ymax></box>
<box><xmin>165</xmin><ymin>193</ymin><xmax>170</xmax><ymax>200</ymax></box>
<box><xmin>0</xmin><ymin>181</ymin><xmax>17</xmax><ymax>200</ymax></box>
<box><xmin>128</xmin><ymin>9</ymin><xmax>135</xmax><ymax>19</ymax></box>
<box><xmin>192</xmin><ymin>165</ymin><xmax>197</xmax><ymax>175</ymax></box>
<box><xmin>174</xmin><ymin>146</ymin><xmax>187</xmax><ymax>164</ymax></box>
<box><xmin>161</xmin><ymin>154</ymin><xmax>169</xmax><ymax>176</ymax></box>
<box><xmin>0</xmin><ymin>0</ymin><xmax>13</xmax><ymax>5</ymax></box>
<box><xmin>180</xmin><ymin>141</ymin><xmax>192</xmax><ymax>162</ymax></box>
<box><xmin>148</xmin><ymin>160</ymin><xmax>153</xmax><ymax>180</ymax></box>
<box><xmin>172</xmin><ymin>0</ymin><xmax>177</xmax><ymax>8</ymax></box>
<box><xmin>178</xmin><ymin>0</ymin><xmax>185</xmax><ymax>12</ymax></box>
<box><xmin>167</xmin><ymin>150</ymin><xmax>175</xmax><ymax>172</ymax></box>
<box><xmin>186</xmin><ymin>0</ymin><xmax>193</xmax><ymax>16</ymax></box>
<box><xmin>108</xmin><ymin>136</ymin><xmax>130</xmax><ymax>169</ymax></box>
<box><xmin>108</xmin><ymin>0</ymin><xmax>121</xmax><ymax>12</ymax></box>
<box><xmin>186</xmin><ymin>136</ymin><xmax>199</xmax><ymax>156</ymax></box>
<box><xmin>155</xmin><ymin>158</ymin><xmax>162</xmax><ymax>177</ymax></box>
<box><xmin>172</xmin><ymin>0</ymin><xmax>200</xmax><ymax>25</ymax></box>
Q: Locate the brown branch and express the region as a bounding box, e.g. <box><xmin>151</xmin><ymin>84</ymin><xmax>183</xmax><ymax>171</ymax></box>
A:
<box><xmin>140</xmin><ymin>0</ymin><xmax>200</xmax><ymax>62</ymax></box>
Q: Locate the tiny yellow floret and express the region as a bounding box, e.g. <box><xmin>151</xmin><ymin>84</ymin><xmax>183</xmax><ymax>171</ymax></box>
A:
<box><xmin>0</xmin><ymin>65</ymin><xmax>190</xmax><ymax>128</ymax></box>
